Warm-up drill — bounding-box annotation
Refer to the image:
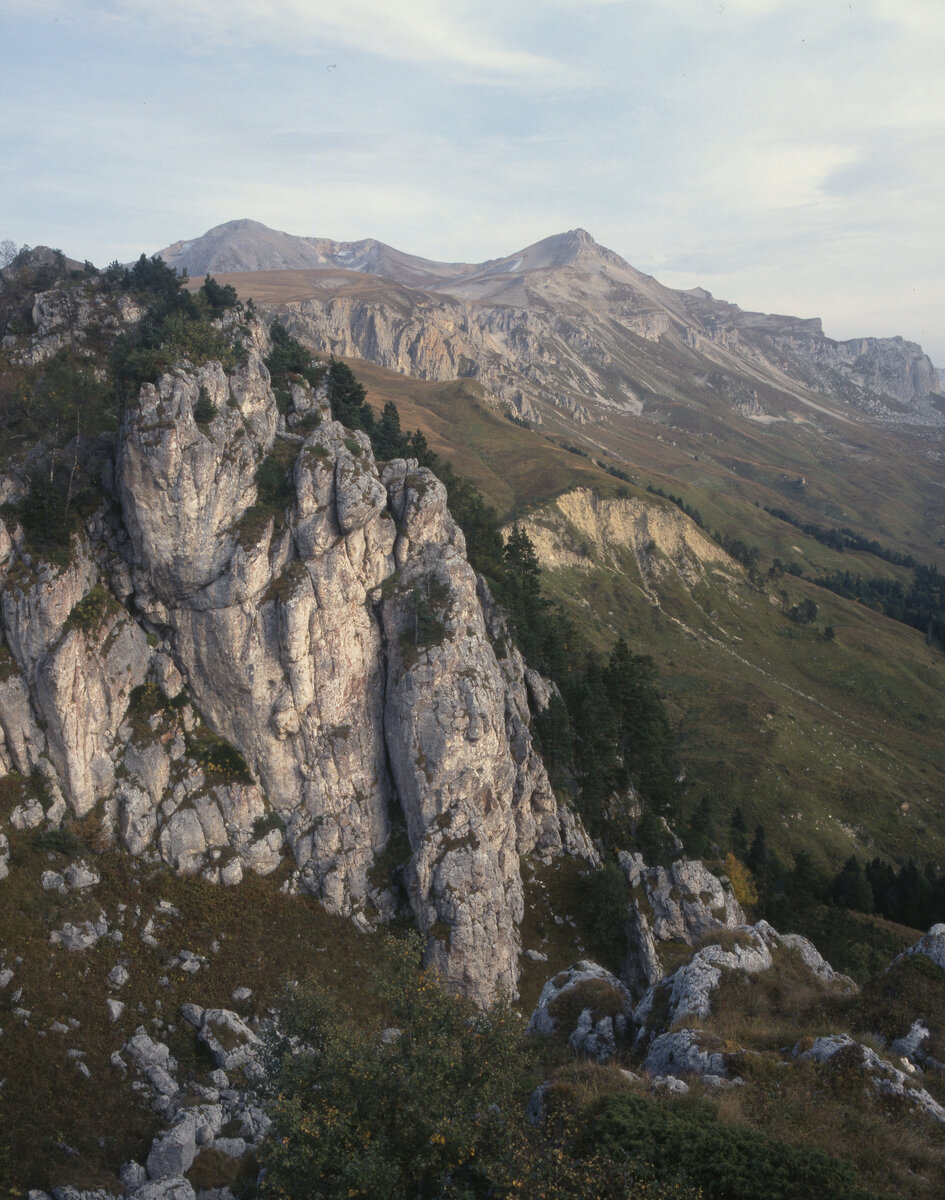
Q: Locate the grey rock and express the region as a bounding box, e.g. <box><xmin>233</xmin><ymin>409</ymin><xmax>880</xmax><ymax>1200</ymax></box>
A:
<box><xmin>233</xmin><ymin>1103</ymin><xmax>271</xmax><ymax>1143</ymax></box>
<box><xmin>198</xmin><ymin>1009</ymin><xmax>258</xmax><ymax>1071</ymax></box>
<box><xmin>124</xmin><ymin>1028</ymin><xmax>179</xmax><ymax>1096</ymax></box>
<box><xmin>212</xmin><ymin>1136</ymin><xmax>247</xmax><ymax>1158</ymax></box>
<box><xmin>794</xmin><ymin>1034</ymin><xmax>945</xmax><ymax>1122</ymax></box>
<box><xmin>528</xmin><ymin>961</ymin><xmax>633</xmax><ymax>1062</ymax></box>
<box><xmin>129</xmin><ymin>1180</ymin><xmax>196</xmax><ymax>1200</ymax></box>
<box><xmin>897</xmin><ymin>924</ymin><xmax>945</xmax><ymax>975</ymax></box>
<box><xmin>652</xmin><ymin>1074</ymin><xmax>690</xmax><ymax>1095</ymax></box>
<box><xmin>42</xmin><ymin>870</ymin><xmax>66</xmax><ymax>893</ymax></box>
<box><xmin>190</xmin><ymin>1103</ymin><xmax>225</xmax><ymax>1146</ymax></box>
<box><xmin>230</xmin><ymin>986</ymin><xmax>252</xmax><ymax>1002</ymax></box>
<box><xmin>11</xmin><ymin>798</ymin><xmax>44</xmax><ymax>830</ymax></box>
<box><xmin>106</xmin><ymin>998</ymin><xmax>126</xmax><ymax>1022</ymax></box>
<box><xmin>180</xmin><ymin>1003</ymin><xmax>205</xmax><ymax>1027</ymax></box>
<box><xmin>754</xmin><ymin>920</ymin><xmax>855</xmax><ymax>990</ymax></box>
<box><xmin>620</xmin><ymin>854</ymin><xmax>745</xmax><ymax>992</ymax></box>
<box><xmin>526</xmin><ymin>1080</ymin><xmax>553</xmax><ymax>1125</ymax></box>
<box><xmin>120</xmin><ymin>1162</ymin><xmax>148</xmax><ymax>1190</ymax></box>
<box><xmin>50</xmin><ymin>915</ymin><xmax>109</xmax><ymax>951</ymax></box>
<box><xmin>891</xmin><ymin>1020</ymin><xmax>931</xmax><ymax>1065</ymax></box>
<box><xmin>64</xmin><ymin>859</ymin><xmax>100</xmax><ymax>890</ymax></box>
<box><xmin>644</xmin><ymin>1028</ymin><xmax>728</xmax><ymax>1080</ymax></box>
<box><xmin>146</xmin><ymin>1113</ymin><xmax>197</xmax><ymax>1179</ymax></box>
<box><xmin>108</xmin><ymin>964</ymin><xmax>130</xmax><ymax>988</ymax></box>
<box><xmin>633</xmin><ymin>926</ymin><xmax>773</xmax><ymax>1042</ymax></box>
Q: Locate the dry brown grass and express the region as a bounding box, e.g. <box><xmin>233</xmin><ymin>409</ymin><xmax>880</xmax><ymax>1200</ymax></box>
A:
<box><xmin>0</xmin><ymin>817</ymin><xmax>399</xmax><ymax>1192</ymax></box>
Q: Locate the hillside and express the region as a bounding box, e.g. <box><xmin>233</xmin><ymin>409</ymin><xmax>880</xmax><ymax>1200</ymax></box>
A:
<box><xmin>2</xmin><ymin>247</ymin><xmax>945</xmax><ymax>1199</ymax></box>
<box><xmin>298</xmin><ymin>352</ymin><xmax>945</xmax><ymax>874</ymax></box>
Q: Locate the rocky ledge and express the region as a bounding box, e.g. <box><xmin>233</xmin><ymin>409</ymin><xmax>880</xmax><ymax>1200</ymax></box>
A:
<box><xmin>0</xmin><ymin>307</ymin><xmax>589</xmax><ymax>1005</ymax></box>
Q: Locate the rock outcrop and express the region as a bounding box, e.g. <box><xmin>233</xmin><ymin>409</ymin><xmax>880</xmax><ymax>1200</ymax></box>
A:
<box><xmin>794</xmin><ymin>1034</ymin><xmax>945</xmax><ymax>1123</ymax></box>
<box><xmin>269</xmin><ymin>228</ymin><xmax>945</xmax><ymax>429</ymax></box>
<box><xmin>620</xmin><ymin>853</ymin><xmax>746</xmax><ymax>993</ymax></box>
<box><xmin>0</xmin><ymin>306</ymin><xmax>582</xmax><ymax>1006</ymax></box>
<box><xmin>527</xmin><ymin>960</ymin><xmax>634</xmax><ymax>1062</ymax></box>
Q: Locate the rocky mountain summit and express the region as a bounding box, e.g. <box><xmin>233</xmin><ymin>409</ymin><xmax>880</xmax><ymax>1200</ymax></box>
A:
<box><xmin>0</xmin><ymin>263</ymin><xmax>588</xmax><ymax>1008</ymax></box>
<box><xmin>158</xmin><ymin>221</ymin><xmax>945</xmax><ymax>428</ymax></box>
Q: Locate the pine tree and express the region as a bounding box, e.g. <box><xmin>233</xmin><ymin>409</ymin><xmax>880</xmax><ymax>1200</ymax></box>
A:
<box><xmin>730</xmin><ymin>806</ymin><xmax>748</xmax><ymax>861</ymax></box>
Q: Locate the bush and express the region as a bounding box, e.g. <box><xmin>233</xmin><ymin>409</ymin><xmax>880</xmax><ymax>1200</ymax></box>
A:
<box><xmin>257</xmin><ymin>933</ymin><xmax>527</xmax><ymax>1200</ymax></box>
<box><xmin>192</xmin><ymin>386</ymin><xmax>217</xmax><ymax>425</ymax></box>
<box><xmin>584</xmin><ymin>1092</ymin><xmax>882</xmax><ymax>1199</ymax></box>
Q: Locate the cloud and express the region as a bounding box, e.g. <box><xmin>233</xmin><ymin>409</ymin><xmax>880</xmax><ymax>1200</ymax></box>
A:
<box><xmin>0</xmin><ymin>0</ymin><xmax>574</xmax><ymax>81</ymax></box>
<box><xmin>316</xmin><ymin>0</ymin><xmax>581</xmax><ymax>85</ymax></box>
<box><xmin>701</xmin><ymin>142</ymin><xmax>860</xmax><ymax>213</ymax></box>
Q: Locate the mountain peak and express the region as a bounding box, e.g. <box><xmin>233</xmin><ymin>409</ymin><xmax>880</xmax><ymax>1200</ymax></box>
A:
<box><xmin>520</xmin><ymin>228</ymin><xmax>604</xmax><ymax>267</ymax></box>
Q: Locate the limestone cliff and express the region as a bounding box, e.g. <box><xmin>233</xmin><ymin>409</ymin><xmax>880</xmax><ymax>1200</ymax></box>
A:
<box><xmin>274</xmin><ymin>228</ymin><xmax>944</xmax><ymax>429</ymax></box>
<box><xmin>0</xmin><ymin>286</ymin><xmax>586</xmax><ymax>1005</ymax></box>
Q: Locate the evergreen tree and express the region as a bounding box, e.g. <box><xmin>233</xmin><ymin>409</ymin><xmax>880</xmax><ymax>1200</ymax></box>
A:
<box><xmin>372</xmin><ymin>400</ymin><xmax>409</xmax><ymax>460</ymax></box>
<box><xmin>831</xmin><ymin>856</ymin><xmax>874</xmax><ymax>913</ymax></box>
<box><xmin>327</xmin><ymin>358</ymin><xmax>374</xmax><ymax>431</ymax></box>
<box><xmin>730</xmin><ymin>806</ymin><xmax>749</xmax><ymax>861</ymax></box>
<box><xmin>685</xmin><ymin>796</ymin><xmax>714</xmax><ymax>858</ymax></box>
<box><xmin>748</xmin><ymin>824</ymin><xmax>768</xmax><ymax>901</ymax></box>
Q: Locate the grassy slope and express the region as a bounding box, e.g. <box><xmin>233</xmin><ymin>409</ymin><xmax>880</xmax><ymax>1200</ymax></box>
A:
<box><xmin>0</xmin><ymin>809</ymin><xmax>397</xmax><ymax>1193</ymax></box>
<box><xmin>335</xmin><ymin>352</ymin><xmax>945</xmax><ymax>870</ymax></box>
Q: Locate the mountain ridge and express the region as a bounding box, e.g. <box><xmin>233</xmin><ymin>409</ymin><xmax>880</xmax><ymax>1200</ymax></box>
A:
<box><xmin>156</xmin><ymin>219</ymin><xmax>943</xmax><ymax>384</ymax></box>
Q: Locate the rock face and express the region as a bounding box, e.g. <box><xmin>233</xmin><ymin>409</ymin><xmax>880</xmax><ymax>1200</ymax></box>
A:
<box><xmin>619</xmin><ymin>853</ymin><xmax>746</xmax><ymax>993</ymax></box>
<box><xmin>0</xmin><ymin>313</ymin><xmax>581</xmax><ymax>1006</ymax></box>
<box><xmin>269</xmin><ymin>228</ymin><xmax>945</xmax><ymax>428</ymax></box>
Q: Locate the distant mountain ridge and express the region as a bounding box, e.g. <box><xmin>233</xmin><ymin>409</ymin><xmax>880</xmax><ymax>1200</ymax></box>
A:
<box><xmin>155</xmin><ymin>220</ymin><xmax>945</xmax><ymax>423</ymax></box>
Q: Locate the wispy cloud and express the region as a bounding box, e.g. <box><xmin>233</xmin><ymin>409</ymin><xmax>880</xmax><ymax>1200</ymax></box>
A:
<box><xmin>3</xmin><ymin>0</ymin><xmax>945</xmax><ymax>357</ymax></box>
<box><xmin>316</xmin><ymin>1</ymin><xmax>581</xmax><ymax>86</ymax></box>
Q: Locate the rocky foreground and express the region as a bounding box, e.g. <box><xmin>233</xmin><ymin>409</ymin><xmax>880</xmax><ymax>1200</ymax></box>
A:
<box><xmin>6</xmin><ymin>841</ymin><xmax>945</xmax><ymax>1199</ymax></box>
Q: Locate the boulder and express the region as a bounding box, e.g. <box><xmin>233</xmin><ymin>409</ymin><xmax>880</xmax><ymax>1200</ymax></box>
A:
<box><xmin>146</xmin><ymin>1113</ymin><xmax>197</xmax><ymax>1179</ymax></box>
<box><xmin>896</xmin><ymin>924</ymin><xmax>945</xmax><ymax>975</ymax></box>
<box><xmin>644</xmin><ymin>1028</ymin><xmax>729</xmax><ymax>1080</ymax></box>
<box><xmin>795</xmin><ymin>1034</ymin><xmax>945</xmax><ymax>1123</ymax></box>
<box><xmin>528</xmin><ymin>961</ymin><xmax>633</xmax><ymax>1062</ymax></box>
<box><xmin>197</xmin><ymin>1009</ymin><xmax>259</xmax><ymax>1071</ymax></box>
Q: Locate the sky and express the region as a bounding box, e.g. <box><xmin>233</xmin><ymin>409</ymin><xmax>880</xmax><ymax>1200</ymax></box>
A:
<box><xmin>2</xmin><ymin>1</ymin><xmax>944</xmax><ymax>361</ymax></box>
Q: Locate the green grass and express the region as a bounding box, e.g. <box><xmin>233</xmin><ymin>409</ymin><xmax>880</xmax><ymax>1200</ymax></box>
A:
<box><xmin>322</xmin><ymin>356</ymin><xmax>945</xmax><ymax>876</ymax></box>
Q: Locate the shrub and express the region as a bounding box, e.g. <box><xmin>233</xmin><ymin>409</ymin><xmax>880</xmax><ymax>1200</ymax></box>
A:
<box><xmin>584</xmin><ymin>1092</ymin><xmax>882</xmax><ymax>1199</ymax></box>
<box><xmin>725</xmin><ymin>853</ymin><xmax>759</xmax><ymax>908</ymax></box>
<box><xmin>184</xmin><ymin>728</ymin><xmax>253</xmax><ymax>784</ymax></box>
<box><xmin>192</xmin><ymin>386</ymin><xmax>217</xmax><ymax>425</ymax></box>
<box><xmin>64</xmin><ymin>584</ymin><xmax>118</xmax><ymax>634</ymax></box>
<box><xmin>257</xmin><ymin>933</ymin><xmax>526</xmax><ymax>1200</ymax></box>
